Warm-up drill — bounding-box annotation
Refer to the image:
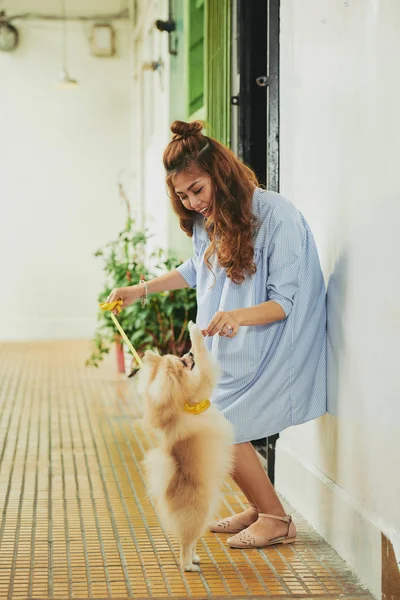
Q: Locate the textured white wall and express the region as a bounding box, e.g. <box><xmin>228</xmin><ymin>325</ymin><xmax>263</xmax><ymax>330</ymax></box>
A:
<box><xmin>0</xmin><ymin>16</ymin><xmax>132</xmax><ymax>340</ymax></box>
<box><xmin>130</xmin><ymin>0</ymin><xmax>171</xmax><ymax>260</ymax></box>
<box><xmin>1</xmin><ymin>0</ymin><xmax>129</xmax><ymax>17</ymax></box>
<box><xmin>278</xmin><ymin>1</ymin><xmax>400</xmax><ymax>596</ymax></box>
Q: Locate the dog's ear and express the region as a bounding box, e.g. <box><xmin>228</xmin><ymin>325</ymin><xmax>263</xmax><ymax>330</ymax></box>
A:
<box><xmin>137</xmin><ymin>350</ymin><xmax>161</xmax><ymax>396</ymax></box>
<box><xmin>149</xmin><ymin>357</ymin><xmax>187</xmax><ymax>428</ymax></box>
<box><xmin>152</xmin><ymin>358</ymin><xmax>185</xmax><ymax>405</ymax></box>
<box><xmin>143</xmin><ymin>350</ymin><xmax>161</xmax><ymax>365</ymax></box>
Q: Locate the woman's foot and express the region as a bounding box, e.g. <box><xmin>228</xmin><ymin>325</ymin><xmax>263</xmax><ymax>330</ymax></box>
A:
<box><xmin>227</xmin><ymin>513</ymin><xmax>296</xmax><ymax>548</ymax></box>
<box><xmin>209</xmin><ymin>506</ymin><xmax>259</xmax><ymax>534</ymax></box>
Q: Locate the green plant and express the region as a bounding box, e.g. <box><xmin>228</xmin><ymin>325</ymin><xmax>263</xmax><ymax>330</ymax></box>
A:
<box><xmin>85</xmin><ymin>214</ymin><xmax>197</xmax><ymax>372</ymax></box>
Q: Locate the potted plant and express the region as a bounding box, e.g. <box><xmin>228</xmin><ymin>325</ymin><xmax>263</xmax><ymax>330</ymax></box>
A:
<box><xmin>85</xmin><ymin>214</ymin><xmax>197</xmax><ymax>375</ymax></box>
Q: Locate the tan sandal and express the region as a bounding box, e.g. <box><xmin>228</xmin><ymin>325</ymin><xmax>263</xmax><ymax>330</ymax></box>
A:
<box><xmin>209</xmin><ymin>506</ymin><xmax>259</xmax><ymax>534</ymax></box>
<box><xmin>227</xmin><ymin>513</ymin><xmax>296</xmax><ymax>548</ymax></box>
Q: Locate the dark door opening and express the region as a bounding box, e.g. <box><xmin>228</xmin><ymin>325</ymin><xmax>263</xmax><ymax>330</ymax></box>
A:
<box><xmin>232</xmin><ymin>0</ymin><xmax>281</xmax><ymax>484</ymax></box>
<box><xmin>233</xmin><ymin>0</ymin><xmax>280</xmax><ymax>192</ymax></box>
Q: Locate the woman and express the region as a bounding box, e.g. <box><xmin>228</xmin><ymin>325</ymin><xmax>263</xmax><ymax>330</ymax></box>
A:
<box><xmin>108</xmin><ymin>120</ymin><xmax>327</xmax><ymax>549</ymax></box>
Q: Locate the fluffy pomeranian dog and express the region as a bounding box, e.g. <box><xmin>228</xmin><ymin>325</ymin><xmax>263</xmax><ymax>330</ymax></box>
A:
<box><xmin>138</xmin><ymin>321</ymin><xmax>233</xmax><ymax>571</ymax></box>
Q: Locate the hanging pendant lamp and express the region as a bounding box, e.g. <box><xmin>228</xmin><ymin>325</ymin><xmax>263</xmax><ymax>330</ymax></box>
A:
<box><xmin>56</xmin><ymin>0</ymin><xmax>78</xmax><ymax>88</ymax></box>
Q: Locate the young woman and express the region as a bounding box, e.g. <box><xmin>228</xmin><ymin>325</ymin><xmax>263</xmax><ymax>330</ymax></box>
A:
<box><xmin>108</xmin><ymin>120</ymin><xmax>326</xmax><ymax>549</ymax></box>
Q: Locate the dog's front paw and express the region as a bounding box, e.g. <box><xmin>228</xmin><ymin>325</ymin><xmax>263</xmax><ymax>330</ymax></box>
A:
<box><xmin>188</xmin><ymin>321</ymin><xmax>205</xmax><ymax>349</ymax></box>
<box><xmin>188</xmin><ymin>320</ymin><xmax>197</xmax><ymax>336</ymax></box>
<box><xmin>183</xmin><ymin>563</ymin><xmax>201</xmax><ymax>572</ymax></box>
<box><xmin>192</xmin><ymin>554</ymin><xmax>201</xmax><ymax>564</ymax></box>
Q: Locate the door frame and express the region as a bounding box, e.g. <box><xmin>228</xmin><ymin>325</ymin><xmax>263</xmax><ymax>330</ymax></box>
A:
<box><xmin>233</xmin><ymin>0</ymin><xmax>280</xmax><ymax>191</ymax></box>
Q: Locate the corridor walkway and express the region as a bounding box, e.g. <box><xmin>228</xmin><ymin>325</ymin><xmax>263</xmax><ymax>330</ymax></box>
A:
<box><xmin>0</xmin><ymin>340</ymin><xmax>373</xmax><ymax>600</ymax></box>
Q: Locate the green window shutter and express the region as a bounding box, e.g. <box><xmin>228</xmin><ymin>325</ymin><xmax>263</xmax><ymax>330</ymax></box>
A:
<box><xmin>206</xmin><ymin>0</ymin><xmax>231</xmax><ymax>146</ymax></box>
<box><xmin>188</xmin><ymin>0</ymin><xmax>205</xmax><ymax>116</ymax></box>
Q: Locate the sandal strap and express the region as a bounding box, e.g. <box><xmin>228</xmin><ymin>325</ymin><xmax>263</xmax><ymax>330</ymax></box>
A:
<box><xmin>259</xmin><ymin>513</ymin><xmax>292</xmax><ymax>524</ymax></box>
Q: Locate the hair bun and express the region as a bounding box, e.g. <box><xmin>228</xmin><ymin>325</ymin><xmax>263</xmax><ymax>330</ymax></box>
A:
<box><xmin>170</xmin><ymin>120</ymin><xmax>203</xmax><ymax>140</ymax></box>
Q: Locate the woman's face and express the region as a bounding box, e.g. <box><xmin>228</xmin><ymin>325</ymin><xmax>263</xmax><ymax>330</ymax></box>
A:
<box><xmin>173</xmin><ymin>171</ymin><xmax>214</xmax><ymax>218</ymax></box>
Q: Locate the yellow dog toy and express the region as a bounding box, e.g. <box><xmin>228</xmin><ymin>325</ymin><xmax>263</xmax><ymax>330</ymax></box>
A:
<box><xmin>99</xmin><ymin>299</ymin><xmax>143</xmax><ymax>367</ymax></box>
<box><xmin>99</xmin><ymin>299</ymin><xmax>210</xmax><ymax>415</ymax></box>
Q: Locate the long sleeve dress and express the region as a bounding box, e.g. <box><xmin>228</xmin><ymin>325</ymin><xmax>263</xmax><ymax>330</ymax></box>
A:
<box><xmin>177</xmin><ymin>188</ymin><xmax>327</xmax><ymax>444</ymax></box>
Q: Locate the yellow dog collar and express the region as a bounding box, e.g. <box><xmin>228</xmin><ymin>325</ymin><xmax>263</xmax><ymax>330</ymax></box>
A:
<box><xmin>183</xmin><ymin>399</ymin><xmax>211</xmax><ymax>415</ymax></box>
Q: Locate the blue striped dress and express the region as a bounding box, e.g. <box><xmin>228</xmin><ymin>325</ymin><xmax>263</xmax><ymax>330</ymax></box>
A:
<box><xmin>177</xmin><ymin>188</ymin><xmax>327</xmax><ymax>444</ymax></box>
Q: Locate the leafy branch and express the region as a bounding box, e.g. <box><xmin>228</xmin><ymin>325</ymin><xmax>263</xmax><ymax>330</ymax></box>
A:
<box><xmin>85</xmin><ymin>215</ymin><xmax>197</xmax><ymax>372</ymax></box>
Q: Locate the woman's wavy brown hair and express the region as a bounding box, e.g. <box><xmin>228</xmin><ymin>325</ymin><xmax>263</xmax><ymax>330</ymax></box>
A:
<box><xmin>163</xmin><ymin>120</ymin><xmax>258</xmax><ymax>284</ymax></box>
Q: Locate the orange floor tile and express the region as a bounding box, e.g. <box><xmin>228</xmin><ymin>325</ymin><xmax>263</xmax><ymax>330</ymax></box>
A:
<box><xmin>0</xmin><ymin>340</ymin><xmax>373</xmax><ymax>600</ymax></box>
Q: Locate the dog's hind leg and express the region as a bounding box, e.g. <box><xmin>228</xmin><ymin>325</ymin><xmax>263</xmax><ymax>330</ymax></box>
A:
<box><xmin>192</xmin><ymin>541</ymin><xmax>200</xmax><ymax>564</ymax></box>
<box><xmin>180</xmin><ymin>541</ymin><xmax>200</xmax><ymax>572</ymax></box>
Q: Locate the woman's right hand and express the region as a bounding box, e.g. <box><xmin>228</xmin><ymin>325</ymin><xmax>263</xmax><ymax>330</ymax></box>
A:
<box><xmin>107</xmin><ymin>285</ymin><xmax>144</xmax><ymax>314</ymax></box>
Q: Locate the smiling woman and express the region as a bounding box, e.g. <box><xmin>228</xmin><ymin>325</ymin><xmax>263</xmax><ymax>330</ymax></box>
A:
<box><xmin>164</xmin><ymin>120</ymin><xmax>258</xmax><ymax>286</ymax></box>
<box><xmin>174</xmin><ymin>172</ymin><xmax>213</xmax><ymax>217</ymax></box>
<box><xmin>107</xmin><ymin>120</ymin><xmax>327</xmax><ymax>551</ymax></box>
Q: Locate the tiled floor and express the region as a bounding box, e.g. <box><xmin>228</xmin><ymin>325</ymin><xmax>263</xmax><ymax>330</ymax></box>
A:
<box><xmin>0</xmin><ymin>340</ymin><xmax>373</xmax><ymax>600</ymax></box>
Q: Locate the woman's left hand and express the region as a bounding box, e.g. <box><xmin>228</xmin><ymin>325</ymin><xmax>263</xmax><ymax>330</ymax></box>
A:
<box><xmin>202</xmin><ymin>311</ymin><xmax>241</xmax><ymax>338</ymax></box>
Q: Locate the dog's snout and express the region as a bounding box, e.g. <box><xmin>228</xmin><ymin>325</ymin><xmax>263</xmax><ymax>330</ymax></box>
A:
<box><xmin>180</xmin><ymin>351</ymin><xmax>195</xmax><ymax>370</ymax></box>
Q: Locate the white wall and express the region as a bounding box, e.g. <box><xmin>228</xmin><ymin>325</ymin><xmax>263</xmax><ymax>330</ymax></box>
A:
<box><xmin>167</xmin><ymin>0</ymin><xmax>195</xmax><ymax>261</ymax></box>
<box><xmin>278</xmin><ymin>1</ymin><xmax>400</xmax><ymax>597</ymax></box>
<box><xmin>0</xmin><ymin>13</ymin><xmax>132</xmax><ymax>340</ymax></box>
<box><xmin>131</xmin><ymin>0</ymin><xmax>171</xmax><ymax>259</ymax></box>
<box><xmin>1</xmin><ymin>0</ymin><xmax>129</xmax><ymax>16</ymax></box>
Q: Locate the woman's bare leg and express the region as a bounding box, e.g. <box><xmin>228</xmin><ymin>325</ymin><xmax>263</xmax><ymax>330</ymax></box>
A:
<box><xmin>228</xmin><ymin>442</ymin><xmax>293</xmax><ymax>543</ymax></box>
<box><xmin>233</xmin><ymin>442</ymin><xmax>285</xmax><ymax>515</ymax></box>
